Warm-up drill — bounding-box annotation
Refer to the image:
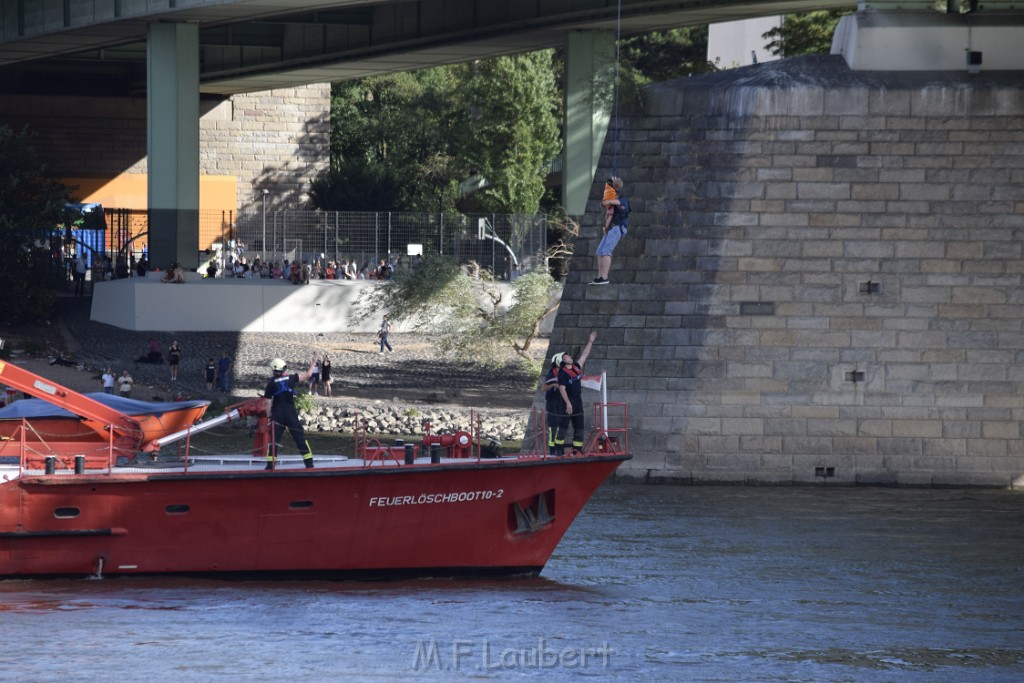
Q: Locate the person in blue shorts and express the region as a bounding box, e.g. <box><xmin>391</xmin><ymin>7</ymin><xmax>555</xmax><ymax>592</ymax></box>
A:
<box><xmin>590</xmin><ymin>178</ymin><xmax>630</xmax><ymax>286</ymax></box>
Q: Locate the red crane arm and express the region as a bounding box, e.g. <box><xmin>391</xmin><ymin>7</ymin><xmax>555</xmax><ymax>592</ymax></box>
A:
<box><xmin>0</xmin><ymin>359</ymin><xmax>144</xmax><ymax>446</ymax></box>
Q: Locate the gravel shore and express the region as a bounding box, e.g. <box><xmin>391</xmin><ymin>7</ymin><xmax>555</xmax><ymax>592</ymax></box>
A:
<box><xmin>2</xmin><ymin>294</ymin><xmax>545</xmax><ymax>438</ymax></box>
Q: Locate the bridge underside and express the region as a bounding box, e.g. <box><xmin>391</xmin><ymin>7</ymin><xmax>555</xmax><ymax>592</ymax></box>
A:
<box><xmin>0</xmin><ymin>0</ymin><xmax>856</xmax><ymax>96</ymax></box>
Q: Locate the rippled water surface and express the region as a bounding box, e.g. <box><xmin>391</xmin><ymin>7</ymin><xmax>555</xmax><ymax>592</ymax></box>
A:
<box><xmin>2</xmin><ymin>485</ymin><xmax>1022</xmax><ymax>682</ymax></box>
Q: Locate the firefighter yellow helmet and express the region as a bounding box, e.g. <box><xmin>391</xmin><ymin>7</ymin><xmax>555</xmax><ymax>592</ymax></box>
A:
<box><xmin>270</xmin><ymin>358</ymin><xmax>287</xmax><ymax>372</ymax></box>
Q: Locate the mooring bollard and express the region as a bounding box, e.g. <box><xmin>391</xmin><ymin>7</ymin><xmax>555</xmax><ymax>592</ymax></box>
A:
<box><xmin>75</xmin><ymin>454</ymin><xmax>85</xmax><ymax>474</ymax></box>
<box><xmin>45</xmin><ymin>455</ymin><xmax>56</xmax><ymax>475</ymax></box>
<box><xmin>404</xmin><ymin>443</ymin><xmax>415</xmax><ymax>465</ymax></box>
<box><xmin>430</xmin><ymin>444</ymin><xmax>441</xmax><ymax>464</ymax></box>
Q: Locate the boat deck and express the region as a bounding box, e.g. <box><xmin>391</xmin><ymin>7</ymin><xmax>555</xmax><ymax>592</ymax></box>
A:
<box><xmin>0</xmin><ymin>451</ymin><xmax>571</xmax><ymax>480</ymax></box>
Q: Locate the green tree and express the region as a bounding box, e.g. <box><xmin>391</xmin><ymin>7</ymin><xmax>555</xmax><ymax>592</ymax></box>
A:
<box><xmin>763</xmin><ymin>10</ymin><xmax>854</xmax><ymax>58</ymax></box>
<box><xmin>0</xmin><ymin>126</ymin><xmax>69</xmax><ymax>323</ymax></box>
<box><xmin>320</xmin><ymin>70</ymin><xmax>462</xmax><ymax>212</ymax></box>
<box><xmin>319</xmin><ymin>51</ymin><xmax>561</xmax><ymax>216</ymax></box>
<box><xmin>455</xmin><ymin>50</ymin><xmax>562</xmax><ymax>215</ymax></box>
<box><xmin>357</xmin><ymin>255</ymin><xmax>560</xmax><ymax>369</ymax></box>
<box><xmin>620</xmin><ymin>27</ymin><xmax>715</xmax><ymax>85</ymax></box>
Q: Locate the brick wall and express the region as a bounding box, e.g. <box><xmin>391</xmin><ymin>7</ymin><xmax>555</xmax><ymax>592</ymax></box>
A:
<box><xmin>549</xmin><ymin>56</ymin><xmax>1024</xmax><ymax>487</ymax></box>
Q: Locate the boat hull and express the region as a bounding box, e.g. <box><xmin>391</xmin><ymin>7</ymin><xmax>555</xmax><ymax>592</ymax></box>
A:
<box><xmin>0</xmin><ymin>455</ymin><xmax>627</xmax><ymax>578</ymax></box>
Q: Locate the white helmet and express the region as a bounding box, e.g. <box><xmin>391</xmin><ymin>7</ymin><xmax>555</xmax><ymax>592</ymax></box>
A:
<box><xmin>270</xmin><ymin>358</ymin><xmax>287</xmax><ymax>372</ymax></box>
<box><xmin>551</xmin><ymin>352</ymin><xmax>565</xmax><ymax>366</ymax></box>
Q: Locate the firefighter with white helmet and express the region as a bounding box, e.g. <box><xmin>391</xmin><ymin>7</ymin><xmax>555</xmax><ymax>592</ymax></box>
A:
<box><xmin>551</xmin><ymin>331</ymin><xmax>598</xmax><ymax>455</ymax></box>
<box><xmin>262</xmin><ymin>356</ymin><xmax>317</xmax><ymax>470</ymax></box>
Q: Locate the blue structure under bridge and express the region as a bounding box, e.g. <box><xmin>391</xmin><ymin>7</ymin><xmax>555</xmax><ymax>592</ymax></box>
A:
<box><xmin>61</xmin><ymin>203</ymin><xmax>107</xmax><ymax>268</ymax></box>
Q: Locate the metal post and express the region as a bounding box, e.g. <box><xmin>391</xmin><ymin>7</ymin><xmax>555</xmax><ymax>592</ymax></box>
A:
<box><xmin>261</xmin><ymin>189</ymin><xmax>269</xmax><ymax>260</ymax></box>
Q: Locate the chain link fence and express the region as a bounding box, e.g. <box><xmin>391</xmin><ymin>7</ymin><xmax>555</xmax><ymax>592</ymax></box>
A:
<box><xmin>219</xmin><ymin>210</ymin><xmax>549</xmax><ymax>279</ymax></box>
<box><xmin>57</xmin><ymin>209</ymin><xmax>551</xmax><ymax>283</ymax></box>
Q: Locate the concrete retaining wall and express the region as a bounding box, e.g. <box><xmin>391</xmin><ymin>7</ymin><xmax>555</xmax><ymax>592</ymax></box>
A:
<box><xmin>90</xmin><ymin>278</ymin><xmax>541</xmax><ymax>334</ymax></box>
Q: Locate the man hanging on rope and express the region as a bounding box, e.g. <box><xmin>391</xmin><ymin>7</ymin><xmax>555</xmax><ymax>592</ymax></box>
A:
<box><xmin>590</xmin><ymin>177</ymin><xmax>629</xmax><ymax>286</ymax></box>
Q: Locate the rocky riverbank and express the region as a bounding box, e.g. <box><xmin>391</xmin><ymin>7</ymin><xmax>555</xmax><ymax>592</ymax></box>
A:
<box><xmin>300</xmin><ymin>398</ymin><xmax>530</xmax><ymax>443</ymax></box>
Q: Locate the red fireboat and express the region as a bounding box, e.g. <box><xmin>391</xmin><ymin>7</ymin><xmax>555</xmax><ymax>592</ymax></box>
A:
<box><xmin>0</xmin><ymin>358</ymin><xmax>630</xmax><ymax>579</ymax></box>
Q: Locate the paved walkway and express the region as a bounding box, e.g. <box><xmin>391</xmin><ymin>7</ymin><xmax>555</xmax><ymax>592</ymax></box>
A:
<box><xmin>54</xmin><ymin>295</ymin><xmax>538</xmax><ymax>410</ymax></box>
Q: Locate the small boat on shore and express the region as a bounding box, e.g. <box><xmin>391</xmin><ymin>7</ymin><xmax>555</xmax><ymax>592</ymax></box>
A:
<box><xmin>0</xmin><ymin>359</ymin><xmax>630</xmax><ymax>579</ymax></box>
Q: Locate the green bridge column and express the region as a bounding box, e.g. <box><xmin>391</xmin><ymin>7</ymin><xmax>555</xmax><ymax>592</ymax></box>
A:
<box><xmin>562</xmin><ymin>30</ymin><xmax>616</xmax><ymax>217</ymax></box>
<box><xmin>147</xmin><ymin>22</ymin><xmax>200</xmax><ymax>271</ymax></box>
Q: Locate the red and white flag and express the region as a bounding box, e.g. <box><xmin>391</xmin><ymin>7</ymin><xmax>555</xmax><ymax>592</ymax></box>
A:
<box><xmin>581</xmin><ymin>374</ymin><xmax>604</xmax><ymax>391</ymax></box>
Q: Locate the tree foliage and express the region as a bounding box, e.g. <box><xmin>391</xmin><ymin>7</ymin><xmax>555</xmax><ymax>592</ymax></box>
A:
<box><xmin>357</xmin><ymin>255</ymin><xmax>560</xmax><ymax>370</ymax></box>
<box><xmin>763</xmin><ymin>10</ymin><xmax>854</xmax><ymax>58</ymax></box>
<box><xmin>614</xmin><ymin>28</ymin><xmax>716</xmax><ymax>112</ymax></box>
<box><xmin>456</xmin><ymin>51</ymin><xmax>561</xmax><ymax>214</ymax></box>
<box><xmin>317</xmin><ymin>51</ymin><xmax>560</xmax><ymax>215</ymax></box>
<box><xmin>0</xmin><ymin>126</ymin><xmax>70</xmax><ymax>323</ymax></box>
<box><xmin>323</xmin><ymin>71</ymin><xmax>462</xmax><ymax>212</ymax></box>
<box><xmin>620</xmin><ymin>27</ymin><xmax>715</xmax><ymax>85</ymax></box>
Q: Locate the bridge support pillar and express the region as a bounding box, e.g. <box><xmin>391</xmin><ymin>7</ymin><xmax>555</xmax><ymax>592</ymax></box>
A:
<box><xmin>562</xmin><ymin>30</ymin><xmax>616</xmax><ymax>217</ymax></box>
<box><xmin>147</xmin><ymin>22</ymin><xmax>200</xmax><ymax>271</ymax></box>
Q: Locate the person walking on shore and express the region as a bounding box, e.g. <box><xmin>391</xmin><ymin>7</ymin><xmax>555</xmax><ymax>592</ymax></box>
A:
<box><xmin>117</xmin><ymin>369</ymin><xmax>134</xmax><ymax>398</ymax></box>
<box><xmin>101</xmin><ymin>368</ymin><xmax>115</xmax><ymax>394</ymax></box>
<box><xmin>378</xmin><ymin>315</ymin><xmax>393</xmax><ymax>354</ymax></box>
<box><xmin>321</xmin><ymin>355</ymin><xmax>333</xmax><ymax>397</ymax></box>
<box><xmin>205</xmin><ymin>358</ymin><xmax>216</xmax><ymax>391</ymax></box>
<box><xmin>217</xmin><ymin>353</ymin><xmax>232</xmax><ymax>393</ymax></box>
<box><xmin>73</xmin><ymin>253</ymin><xmax>87</xmax><ymax>296</ymax></box>
<box><xmin>309</xmin><ymin>356</ymin><xmax>322</xmax><ymax>395</ymax></box>
<box><xmin>168</xmin><ymin>340</ymin><xmax>182</xmax><ymax>381</ymax></box>
<box><xmin>263</xmin><ymin>357</ymin><xmax>316</xmax><ymax>470</ymax></box>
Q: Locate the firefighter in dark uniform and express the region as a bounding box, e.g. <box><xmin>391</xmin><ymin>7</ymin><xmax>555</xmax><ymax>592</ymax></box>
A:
<box><xmin>541</xmin><ymin>359</ymin><xmax>564</xmax><ymax>455</ymax></box>
<box><xmin>263</xmin><ymin>357</ymin><xmax>316</xmax><ymax>470</ymax></box>
<box><xmin>552</xmin><ymin>330</ymin><xmax>598</xmax><ymax>455</ymax></box>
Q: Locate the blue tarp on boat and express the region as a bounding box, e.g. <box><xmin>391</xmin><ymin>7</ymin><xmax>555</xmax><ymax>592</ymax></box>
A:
<box><xmin>0</xmin><ymin>393</ymin><xmax>210</xmax><ymax>420</ymax></box>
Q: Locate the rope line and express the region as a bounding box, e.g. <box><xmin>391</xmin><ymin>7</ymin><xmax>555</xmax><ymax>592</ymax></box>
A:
<box><xmin>612</xmin><ymin>0</ymin><xmax>623</xmax><ymax>176</ymax></box>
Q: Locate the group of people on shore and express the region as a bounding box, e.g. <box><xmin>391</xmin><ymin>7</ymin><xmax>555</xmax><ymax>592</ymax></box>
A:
<box><xmin>129</xmin><ymin>338</ymin><xmax>232</xmax><ymax>393</ymax></box>
<box><xmin>204</xmin><ymin>254</ymin><xmax>403</xmax><ymax>282</ymax></box>
<box><xmin>117</xmin><ymin>313</ymin><xmax>396</xmax><ymax>398</ymax></box>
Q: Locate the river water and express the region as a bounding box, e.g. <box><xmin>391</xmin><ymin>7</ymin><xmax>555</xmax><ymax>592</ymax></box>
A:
<box><xmin>2</xmin><ymin>484</ymin><xmax>1022</xmax><ymax>682</ymax></box>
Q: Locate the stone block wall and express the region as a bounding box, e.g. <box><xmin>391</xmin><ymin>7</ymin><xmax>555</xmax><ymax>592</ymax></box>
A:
<box><xmin>0</xmin><ymin>83</ymin><xmax>330</xmax><ymax>210</ymax></box>
<box><xmin>547</xmin><ymin>56</ymin><xmax>1024</xmax><ymax>487</ymax></box>
<box><xmin>201</xmin><ymin>85</ymin><xmax>331</xmax><ymax>208</ymax></box>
